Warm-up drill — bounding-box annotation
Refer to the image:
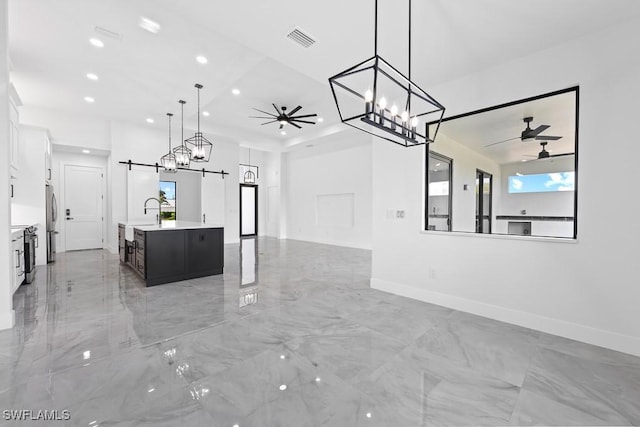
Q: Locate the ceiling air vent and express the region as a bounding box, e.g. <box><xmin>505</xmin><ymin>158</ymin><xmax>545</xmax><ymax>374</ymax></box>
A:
<box><xmin>94</xmin><ymin>26</ymin><xmax>122</xmax><ymax>40</ymax></box>
<box><xmin>286</xmin><ymin>27</ymin><xmax>316</xmax><ymax>48</ymax></box>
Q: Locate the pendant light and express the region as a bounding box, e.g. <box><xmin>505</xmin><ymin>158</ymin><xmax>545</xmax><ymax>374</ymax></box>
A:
<box><xmin>243</xmin><ymin>148</ymin><xmax>256</xmax><ymax>184</ymax></box>
<box><xmin>173</xmin><ymin>100</ymin><xmax>191</xmax><ymax>168</ymax></box>
<box><xmin>185</xmin><ymin>83</ymin><xmax>213</xmax><ymax>162</ymax></box>
<box><xmin>160</xmin><ymin>113</ymin><xmax>177</xmax><ymax>173</ymax></box>
<box><xmin>328</xmin><ymin>0</ymin><xmax>446</xmax><ymax>147</ymax></box>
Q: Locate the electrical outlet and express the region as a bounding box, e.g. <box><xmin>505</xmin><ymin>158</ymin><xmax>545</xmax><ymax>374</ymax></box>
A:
<box><xmin>396</xmin><ymin>210</ymin><xmax>405</xmax><ymax>219</ymax></box>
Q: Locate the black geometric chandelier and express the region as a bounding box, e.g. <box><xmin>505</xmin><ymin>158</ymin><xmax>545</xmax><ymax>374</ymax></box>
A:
<box><xmin>173</xmin><ymin>100</ymin><xmax>191</xmax><ymax>168</ymax></box>
<box><xmin>160</xmin><ymin>112</ymin><xmax>177</xmax><ymax>173</ymax></box>
<box><xmin>328</xmin><ymin>0</ymin><xmax>445</xmax><ymax>147</ymax></box>
<box><xmin>185</xmin><ymin>83</ymin><xmax>213</xmax><ymax>162</ymax></box>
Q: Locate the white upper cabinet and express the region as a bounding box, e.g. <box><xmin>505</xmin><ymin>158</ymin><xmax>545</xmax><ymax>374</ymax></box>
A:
<box><xmin>9</xmin><ymin>83</ymin><xmax>22</xmax><ymax>179</ymax></box>
<box><xmin>44</xmin><ymin>133</ymin><xmax>52</xmax><ymax>183</ymax></box>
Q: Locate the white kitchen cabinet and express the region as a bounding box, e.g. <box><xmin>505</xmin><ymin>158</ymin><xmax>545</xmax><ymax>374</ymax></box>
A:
<box><xmin>9</xmin><ymin>83</ymin><xmax>22</xmax><ymax>179</ymax></box>
<box><xmin>11</xmin><ymin>229</ymin><xmax>25</xmax><ymax>295</ymax></box>
<box><xmin>9</xmin><ymin>100</ymin><xmax>19</xmax><ymax>178</ymax></box>
<box><xmin>44</xmin><ymin>133</ymin><xmax>52</xmax><ymax>183</ymax></box>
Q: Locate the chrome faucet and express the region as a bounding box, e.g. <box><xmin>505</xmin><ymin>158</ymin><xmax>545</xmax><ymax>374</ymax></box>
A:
<box><xmin>144</xmin><ymin>197</ymin><xmax>163</xmax><ymax>224</ymax></box>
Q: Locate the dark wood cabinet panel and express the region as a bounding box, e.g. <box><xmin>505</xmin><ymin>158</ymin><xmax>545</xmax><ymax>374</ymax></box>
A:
<box><xmin>186</xmin><ymin>228</ymin><xmax>224</xmax><ymax>276</ymax></box>
<box><xmin>145</xmin><ymin>230</ymin><xmax>186</xmax><ymax>284</ymax></box>
<box><xmin>120</xmin><ymin>226</ymin><xmax>223</xmax><ymax>287</ymax></box>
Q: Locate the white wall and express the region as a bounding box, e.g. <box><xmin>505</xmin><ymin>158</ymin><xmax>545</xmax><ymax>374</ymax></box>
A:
<box><xmin>11</xmin><ymin>126</ymin><xmax>47</xmax><ymax>264</ymax></box>
<box><xmin>0</xmin><ymin>0</ymin><xmax>14</xmax><ymax>329</ymax></box>
<box><xmin>51</xmin><ymin>150</ymin><xmax>108</xmax><ymax>253</ymax></box>
<box><xmin>20</xmin><ymin>105</ymin><xmax>110</xmax><ymax>151</ymax></box>
<box><xmin>371</xmin><ymin>17</ymin><xmax>640</xmax><ymax>356</ymax></box>
<box><xmin>283</xmin><ymin>133</ymin><xmax>373</xmax><ymax>249</ymax></box>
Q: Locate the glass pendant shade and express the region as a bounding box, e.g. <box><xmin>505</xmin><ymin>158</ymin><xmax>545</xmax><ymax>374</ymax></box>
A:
<box><xmin>161</xmin><ymin>112</ymin><xmax>178</xmax><ymax>173</ymax></box>
<box><xmin>328</xmin><ymin>0</ymin><xmax>445</xmax><ymax>147</ymax></box>
<box><xmin>173</xmin><ymin>100</ymin><xmax>191</xmax><ymax>168</ymax></box>
<box><xmin>185</xmin><ymin>83</ymin><xmax>213</xmax><ymax>162</ymax></box>
<box><xmin>243</xmin><ymin>170</ymin><xmax>256</xmax><ymax>184</ymax></box>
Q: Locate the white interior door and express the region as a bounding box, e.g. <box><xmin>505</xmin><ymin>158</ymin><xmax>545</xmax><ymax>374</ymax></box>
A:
<box><xmin>65</xmin><ymin>165</ymin><xmax>103</xmax><ymax>251</ymax></box>
<box><xmin>201</xmin><ymin>174</ymin><xmax>225</xmax><ymax>225</ymax></box>
<box><xmin>241</xmin><ymin>185</ymin><xmax>257</xmax><ymax>236</ymax></box>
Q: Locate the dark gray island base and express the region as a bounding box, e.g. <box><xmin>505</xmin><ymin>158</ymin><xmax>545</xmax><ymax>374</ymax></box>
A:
<box><xmin>119</xmin><ymin>222</ymin><xmax>224</xmax><ymax>286</ymax></box>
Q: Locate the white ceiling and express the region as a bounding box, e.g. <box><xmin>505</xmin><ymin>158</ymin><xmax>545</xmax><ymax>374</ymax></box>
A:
<box><xmin>436</xmin><ymin>90</ymin><xmax>576</xmax><ymax>165</ymax></box>
<box><xmin>9</xmin><ymin>0</ymin><xmax>640</xmax><ymax>153</ymax></box>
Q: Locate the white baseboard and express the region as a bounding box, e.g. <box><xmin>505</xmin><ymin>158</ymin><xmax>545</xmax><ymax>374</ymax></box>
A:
<box><xmin>371</xmin><ymin>278</ymin><xmax>640</xmax><ymax>358</ymax></box>
<box><xmin>0</xmin><ymin>309</ymin><xmax>15</xmax><ymax>330</ymax></box>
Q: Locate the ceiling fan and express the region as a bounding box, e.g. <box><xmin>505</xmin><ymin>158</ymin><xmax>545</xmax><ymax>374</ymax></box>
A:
<box><xmin>485</xmin><ymin>116</ymin><xmax>562</xmax><ymax>147</ymax></box>
<box><xmin>250</xmin><ymin>104</ymin><xmax>317</xmax><ymax>129</ymax></box>
<box><xmin>523</xmin><ymin>141</ymin><xmax>573</xmax><ymax>160</ymax></box>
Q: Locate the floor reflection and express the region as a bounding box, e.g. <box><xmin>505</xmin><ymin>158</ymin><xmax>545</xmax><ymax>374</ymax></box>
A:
<box><xmin>2</xmin><ymin>238</ymin><xmax>638</xmax><ymax>426</ymax></box>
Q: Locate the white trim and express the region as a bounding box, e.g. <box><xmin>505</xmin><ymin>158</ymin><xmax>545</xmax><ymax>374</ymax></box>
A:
<box><xmin>419</xmin><ymin>229</ymin><xmax>578</xmax><ymax>244</ymax></box>
<box><xmin>371</xmin><ymin>277</ymin><xmax>640</xmax><ymax>357</ymax></box>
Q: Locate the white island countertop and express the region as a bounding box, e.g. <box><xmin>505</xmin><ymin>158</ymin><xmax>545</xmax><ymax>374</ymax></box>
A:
<box><xmin>119</xmin><ymin>221</ymin><xmax>224</xmax><ymax>232</ymax></box>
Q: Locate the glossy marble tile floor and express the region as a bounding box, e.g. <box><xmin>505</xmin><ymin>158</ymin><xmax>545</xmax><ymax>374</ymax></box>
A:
<box><xmin>1</xmin><ymin>237</ymin><xmax>639</xmax><ymax>426</ymax></box>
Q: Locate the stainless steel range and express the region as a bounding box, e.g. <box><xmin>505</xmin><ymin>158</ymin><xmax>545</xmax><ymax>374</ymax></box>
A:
<box><xmin>22</xmin><ymin>226</ymin><xmax>38</xmax><ymax>284</ymax></box>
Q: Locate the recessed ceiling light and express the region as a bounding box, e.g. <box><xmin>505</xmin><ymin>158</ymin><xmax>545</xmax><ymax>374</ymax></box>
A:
<box><xmin>138</xmin><ymin>16</ymin><xmax>161</xmax><ymax>34</ymax></box>
<box><xmin>202</xmin><ymin>111</ymin><xmax>210</xmax><ymax>117</ymax></box>
<box><xmin>196</xmin><ymin>55</ymin><xmax>208</xmax><ymax>64</ymax></box>
<box><xmin>86</xmin><ymin>73</ymin><xmax>99</xmax><ymax>81</ymax></box>
<box><xmin>521</xmin><ymin>159</ymin><xmax>527</xmax><ymax>162</ymax></box>
<box><xmin>84</xmin><ymin>96</ymin><xmax>95</xmax><ymax>103</ymax></box>
<box><xmin>317</xmin><ymin>117</ymin><xmax>324</xmax><ymax>122</ymax></box>
<box><xmin>281</xmin><ymin>131</ymin><xmax>286</xmax><ymax>136</ymax></box>
<box><xmin>89</xmin><ymin>38</ymin><xmax>104</xmax><ymax>48</ymax></box>
<box><xmin>146</xmin><ymin>118</ymin><xmax>154</xmax><ymax>124</ymax></box>
<box><xmin>231</xmin><ymin>88</ymin><xmax>240</xmax><ymax>96</ymax></box>
<box><xmin>435</xmin><ymin>163</ymin><xmax>441</xmax><ymax>167</ymax></box>
<box><xmin>279</xmin><ymin>384</ymin><xmax>287</xmax><ymax>391</ymax></box>
<box><xmin>82</xmin><ymin>149</ymin><xmax>91</xmax><ymax>154</ymax></box>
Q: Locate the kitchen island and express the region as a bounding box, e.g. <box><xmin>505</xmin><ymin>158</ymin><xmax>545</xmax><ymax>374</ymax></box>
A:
<box><xmin>118</xmin><ymin>221</ymin><xmax>224</xmax><ymax>286</ymax></box>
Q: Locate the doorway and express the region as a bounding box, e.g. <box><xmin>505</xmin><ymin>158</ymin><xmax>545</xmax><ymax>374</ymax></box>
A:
<box><xmin>240</xmin><ymin>184</ymin><xmax>258</xmax><ymax>237</ymax></box>
<box><xmin>64</xmin><ymin>165</ymin><xmax>104</xmax><ymax>250</ymax></box>
<box><xmin>475</xmin><ymin>169</ymin><xmax>493</xmax><ymax>234</ymax></box>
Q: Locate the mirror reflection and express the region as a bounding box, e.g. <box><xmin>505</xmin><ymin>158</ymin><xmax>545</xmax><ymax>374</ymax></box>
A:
<box><xmin>427</xmin><ymin>88</ymin><xmax>578</xmax><ymax>238</ymax></box>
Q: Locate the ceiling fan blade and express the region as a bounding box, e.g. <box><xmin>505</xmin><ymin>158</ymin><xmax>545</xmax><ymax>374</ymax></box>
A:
<box><xmin>290</xmin><ymin>119</ymin><xmax>316</xmax><ymax>124</ymax></box>
<box><xmin>249</xmin><ymin>116</ymin><xmax>276</xmax><ymax>119</ymax></box>
<box><xmin>272</xmin><ymin>103</ymin><xmax>281</xmax><ymax>115</ymax></box>
<box><xmin>484</xmin><ymin>136</ymin><xmax>519</xmax><ymax>147</ymax></box>
<box><xmin>535</xmin><ymin>135</ymin><xmax>562</xmax><ymax>141</ymax></box>
<box><xmin>253</xmin><ymin>108</ymin><xmax>277</xmax><ymax>117</ymax></box>
<box><xmin>290</xmin><ymin>114</ymin><xmax>317</xmax><ymax>119</ymax></box>
<box><xmin>279</xmin><ymin>124</ymin><xmax>284</xmax><ymax>130</ymax></box>
<box><xmin>549</xmin><ymin>152</ymin><xmax>574</xmax><ymax>158</ymax></box>
<box><xmin>261</xmin><ymin>120</ymin><xmax>278</xmax><ymax>125</ymax></box>
<box><xmin>289</xmin><ymin>122</ymin><xmax>302</xmax><ymax>129</ymax></box>
<box><xmin>527</xmin><ymin>124</ymin><xmax>550</xmax><ymax>137</ymax></box>
<box><xmin>288</xmin><ymin>106</ymin><xmax>302</xmax><ymax>116</ymax></box>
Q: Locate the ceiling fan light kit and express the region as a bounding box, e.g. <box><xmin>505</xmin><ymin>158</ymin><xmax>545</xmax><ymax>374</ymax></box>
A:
<box><xmin>250</xmin><ymin>104</ymin><xmax>317</xmax><ymax>130</ymax></box>
<box><xmin>160</xmin><ymin>112</ymin><xmax>178</xmax><ymax>173</ymax></box>
<box><xmin>184</xmin><ymin>84</ymin><xmax>213</xmax><ymax>163</ymax></box>
<box><xmin>328</xmin><ymin>0</ymin><xmax>445</xmax><ymax>147</ymax></box>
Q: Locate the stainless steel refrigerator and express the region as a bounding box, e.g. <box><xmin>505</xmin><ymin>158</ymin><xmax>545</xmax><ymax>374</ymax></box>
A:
<box><xmin>46</xmin><ymin>184</ymin><xmax>57</xmax><ymax>263</ymax></box>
